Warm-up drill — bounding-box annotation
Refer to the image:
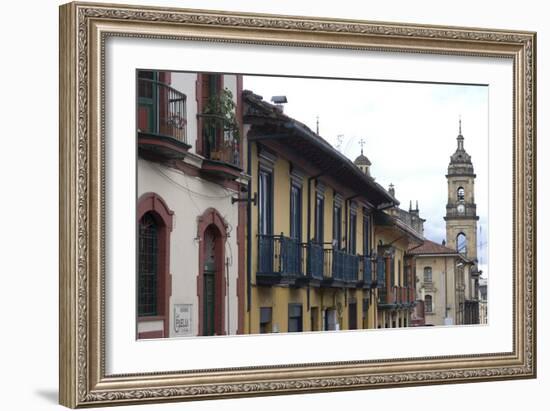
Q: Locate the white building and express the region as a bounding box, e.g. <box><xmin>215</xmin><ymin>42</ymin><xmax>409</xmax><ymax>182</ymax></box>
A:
<box><xmin>136</xmin><ymin>71</ymin><xmax>247</xmax><ymax>338</ymax></box>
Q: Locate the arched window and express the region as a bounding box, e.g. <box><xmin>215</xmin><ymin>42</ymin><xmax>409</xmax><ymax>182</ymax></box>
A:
<box><xmin>138</xmin><ymin>213</ymin><xmax>160</xmax><ymax>316</ymax></box>
<box><xmin>457</xmin><ymin>233</ymin><xmax>467</xmax><ymax>255</ymax></box>
<box><xmin>137</xmin><ymin>192</ymin><xmax>173</xmax><ymax>339</ymax></box>
<box><xmin>425</xmin><ymin>295</ymin><xmax>433</xmax><ymax>313</ymax></box>
<box><xmin>423</xmin><ymin>266</ymin><xmax>432</xmax><ymax>283</ymax></box>
<box><xmin>457</xmin><ymin>187</ymin><xmax>465</xmax><ymax>201</ymax></box>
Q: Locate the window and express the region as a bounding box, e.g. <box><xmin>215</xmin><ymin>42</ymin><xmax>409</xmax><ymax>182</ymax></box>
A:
<box><xmin>138</xmin><ymin>212</ymin><xmax>159</xmax><ymax>316</ymax></box>
<box><xmin>258</xmin><ymin>169</ymin><xmax>273</xmax><ymax>236</ymax></box>
<box><xmin>362</xmin><ymin>214</ymin><xmax>370</xmax><ymax>255</ymax></box>
<box><xmin>349</xmin><ymin>209</ymin><xmax>357</xmax><ymax>254</ymax></box>
<box><xmin>259</xmin><ymin>307</ymin><xmax>272</xmax><ymax>334</ymax></box>
<box><xmin>315</xmin><ymin>193</ymin><xmax>324</xmax><ymax>244</ymax></box>
<box><xmin>457</xmin><ymin>186</ymin><xmax>465</xmax><ymax>201</ymax></box>
<box><xmin>208</xmin><ymin>74</ymin><xmax>221</xmax><ymax>97</ymax></box>
<box><xmin>424</xmin><ymin>266</ymin><xmax>433</xmax><ymax>283</ymax></box>
<box><xmin>332</xmin><ymin>202</ymin><xmax>342</xmax><ymax>249</ymax></box>
<box><xmin>457</xmin><ymin>233</ymin><xmax>467</xmax><ymax>255</ymax></box>
<box><xmin>290</xmin><ymin>183</ymin><xmax>302</xmax><ymax>241</ymax></box>
<box><xmin>137</xmin><ymin>192</ymin><xmax>173</xmax><ymax>339</ymax></box>
<box><xmin>288</xmin><ymin>304</ymin><xmax>303</xmax><ymax>332</ymax></box>
<box><xmin>425</xmin><ymin>295</ymin><xmax>433</xmax><ymax>313</ymax></box>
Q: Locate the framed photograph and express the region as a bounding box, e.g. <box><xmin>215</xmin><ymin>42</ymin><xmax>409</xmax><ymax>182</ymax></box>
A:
<box><xmin>59</xmin><ymin>1</ymin><xmax>536</xmax><ymax>408</ymax></box>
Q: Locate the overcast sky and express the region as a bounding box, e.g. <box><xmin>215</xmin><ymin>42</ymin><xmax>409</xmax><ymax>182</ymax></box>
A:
<box><xmin>243</xmin><ymin>75</ymin><xmax>488</xmax><ymax>277</ymax></box>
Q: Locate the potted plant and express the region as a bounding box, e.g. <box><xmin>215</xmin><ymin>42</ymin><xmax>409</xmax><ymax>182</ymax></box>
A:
<box><xmin>202</xmin><ymin>88</ymin><xmax>240</xmax><ymax>162</ymax></box>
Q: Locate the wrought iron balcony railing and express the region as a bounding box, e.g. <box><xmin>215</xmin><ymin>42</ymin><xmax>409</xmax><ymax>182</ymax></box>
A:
<box><xmin>138</xmin><ymin>78</ymin><xmax>187</xmax><ymax>144</ymax></box>
<box><xmin>199</xmin><ymin>113</ymin><xmax>241</xmax><ymax>168</ymax></box>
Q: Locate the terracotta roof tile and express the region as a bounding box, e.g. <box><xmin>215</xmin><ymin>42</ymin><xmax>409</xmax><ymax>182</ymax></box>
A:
<box><xmin>407</xmin><ymin>239</ymin><xmax>458</xmax><ymax>255</ymax></box>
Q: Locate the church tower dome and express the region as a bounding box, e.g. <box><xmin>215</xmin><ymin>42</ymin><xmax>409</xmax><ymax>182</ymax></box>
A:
<box><xmin>354</xmin><ymin>139</ymin><xmax>371</xmax><ymax>176</ymax></box>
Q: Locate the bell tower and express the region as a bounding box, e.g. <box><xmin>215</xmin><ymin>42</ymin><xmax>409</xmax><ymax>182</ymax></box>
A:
<box><xmin>444</xmin><ymin>119</ymin><xmax>479</xmax><ymax>262</ymax></box>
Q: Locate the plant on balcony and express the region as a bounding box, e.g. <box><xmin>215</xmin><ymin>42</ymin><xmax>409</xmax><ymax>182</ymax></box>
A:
<box><xmin>202</xmin><ymin>87</ymin><xmax>240</xmax><ymax>140</ymax></box>
<box><xmin>202</xmin><ymin>87</ymin><xmax>241</xmax><ymax>164</ymax></box>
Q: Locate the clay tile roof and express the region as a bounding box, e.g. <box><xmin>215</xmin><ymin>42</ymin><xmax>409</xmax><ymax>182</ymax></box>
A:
<box><xmin>407</xmin><ymin>239</ymin><xmax>458</xmax><ymax>255</ymax></box>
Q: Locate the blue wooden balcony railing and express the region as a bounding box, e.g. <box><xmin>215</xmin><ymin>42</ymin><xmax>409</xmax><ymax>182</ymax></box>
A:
<box><xmin>361</xmin><ymin>255</ymin><xmax>373</xmax><ymax>284</ymax></box>
<box><xmin>258</xmin><ymin>234</ymin><xmax>302</xmax><ymax>278</ymax></box>
<box><xmin>324</xmin><ymin>248</ymin><xmax>359</xmax><ymax>283</ymax></box>
<box><xmin>306</xmin><ymin>242</ymin><xmax>324</xmax><ymax>280</ymax></box>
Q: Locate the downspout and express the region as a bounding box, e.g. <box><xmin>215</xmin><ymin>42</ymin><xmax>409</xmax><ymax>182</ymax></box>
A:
<box><xmin>246</xmin><ymin>139</ymin><xmax>252</xmax><ymax>318</ymax></box>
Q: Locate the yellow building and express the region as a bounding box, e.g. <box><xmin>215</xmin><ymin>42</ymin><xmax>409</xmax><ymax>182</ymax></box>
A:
<box><xmin>373</xmin><ymin>194</ymin><xmax>424</xmax><ymax>329</ymax></box>
<box><xmin>241</xmin><ymin>90</ymin><xmax>399</xmax><ymax>334</ymax></box>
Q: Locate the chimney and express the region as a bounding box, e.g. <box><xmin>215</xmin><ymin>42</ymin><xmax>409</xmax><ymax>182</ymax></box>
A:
<box><xmin>270</xmin><ymin>95</ymin><xmax>288</xmax><ymax>112</ymax></box>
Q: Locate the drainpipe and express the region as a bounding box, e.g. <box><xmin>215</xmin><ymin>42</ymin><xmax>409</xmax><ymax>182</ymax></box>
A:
<box><xmin>246</xmin><ymin>139</ymin><xmax>252</xmax><ymax>316</ymax></box>
<box><xmin>226</xmin><ymin>257</ymin><xmax>230</xmax><ymax>335</ymax></box>
<box><xmin>307</xmin><ymin>177</ymin><xmax>312</xmax><ymax>243</ymax></box>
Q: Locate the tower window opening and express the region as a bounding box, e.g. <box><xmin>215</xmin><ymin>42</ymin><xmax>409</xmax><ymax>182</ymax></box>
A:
<box><xmin>457</xmin><ymin>233</ymin><xmax>467</xmax><ymax>255</ymax></box>
<box><xmin>457</xmin><ymin>187</ymin><xmax>465</xmax><ymax>201</ymax></box>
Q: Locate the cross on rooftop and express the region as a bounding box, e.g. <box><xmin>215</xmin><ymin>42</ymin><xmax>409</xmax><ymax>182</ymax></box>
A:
<box><xmin>359</xmin><ymin>138</ymin><xmax>366</xmax><ymax>154</ymax></box>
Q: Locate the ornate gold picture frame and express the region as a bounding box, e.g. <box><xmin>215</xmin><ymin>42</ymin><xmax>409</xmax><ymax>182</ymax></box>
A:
<box><xmin>59</xmin><ymin>1</ymin><xmax>536</xmax><ymax>408</ymax></box>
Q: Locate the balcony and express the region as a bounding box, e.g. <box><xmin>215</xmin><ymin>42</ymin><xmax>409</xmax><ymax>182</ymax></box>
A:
<box><xmin>358</xmin><ymin>255</ymin><xmax>375</xmax><ymax>288</ymax></box>
<box><xmin>303</xmin><ymin>242</ymin><xmax>324</xmax><ymax>285</ymax></box>
<box><xmin>137</xmin><ymin>78</ymin><xmax>190</xmax><ymax>161</ymax></box>
<box><xmin>198</xmin><ymin>113</ymin><xmax>242</xmax><ymax>180</ymax></box>
<box><xmin>378</xmin><ymin>286</ymin><xmax>415</xmax><ymax>309</ymax></box>
<box><xmin>378</xmin><ymin>288</ymin><xmax>392</xmax><ymax>307</ymax></box>
<box><xmin>256</xmin><ymin>238</ymin><xmax>364</xmax><ymax>289</ymax></box>
<box><xmin>257</xmin><ymin>235</ymin><xmax>302</xmax><ymax>286</ymax></box>
<box><xmin>321</xmin><ymin>248</ymin><xmax>359</xmax><ymax>288</ymax></box>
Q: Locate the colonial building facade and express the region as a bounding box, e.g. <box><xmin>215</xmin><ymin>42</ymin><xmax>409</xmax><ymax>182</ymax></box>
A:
<box><xmin>242</xmin><ymin>90</ymin><xmax>405</xmax><ymax>334</ymax></box>
<box><xmin>136</xmin><ymin>71</ymin><xmax>247</xmax><ymax>338</ymax></box>
<box><xmin>374</xmin><ymin>187</ymin><xmax>424</xmax><ymax>329</ymax></box>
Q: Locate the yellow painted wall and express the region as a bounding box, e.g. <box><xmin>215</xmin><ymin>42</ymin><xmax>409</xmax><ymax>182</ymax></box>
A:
<box><xmin>246</xmin><ymin>142</ymin><xmax>377</xmax><ymax>334</ymax></box>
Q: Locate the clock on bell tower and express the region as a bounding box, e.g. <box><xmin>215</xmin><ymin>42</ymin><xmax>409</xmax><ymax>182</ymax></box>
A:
<box><xmin>444</xmin><ymin>119</ymin><xmax>479</xmax><ymax>262</ymax></box>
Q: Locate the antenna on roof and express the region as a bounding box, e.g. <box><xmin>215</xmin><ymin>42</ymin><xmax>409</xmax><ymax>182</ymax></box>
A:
<box><xmin>316</xmin><ymin>115</ymin><xmax>319</xmax><ymax>135</ymax></box>
<box><xmin>336</xmin><ymin>134</ymin><xmax>344</xmax><ymax>152</ymax></box>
